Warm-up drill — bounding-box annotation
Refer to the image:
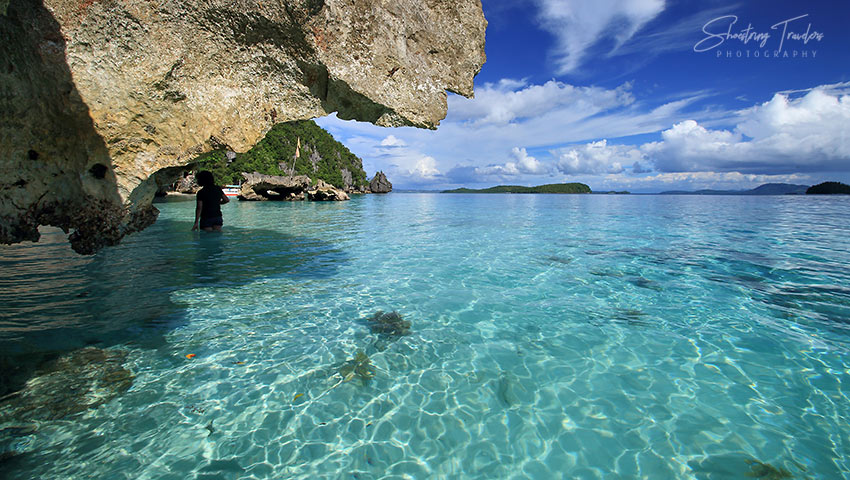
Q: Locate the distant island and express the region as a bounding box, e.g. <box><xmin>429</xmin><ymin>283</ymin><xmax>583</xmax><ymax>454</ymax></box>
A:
<box><xmin>660</xmin><ymin>183</ymin><xmax>809</xmax><ymax>195</ymax></box>
<box><xmin>807</xmin><ymin>182</ymin><xmax>850</xmax><ymax>194</ymax></box>
<box><xmin>442</xmin><ymin>183</ymin><xmax>591</xmax><ymax>194</ymax></box>
<box><xmin>438</xmin><ymin>181</ymin><xmax>850</xmax><ymax>196</ymax></box>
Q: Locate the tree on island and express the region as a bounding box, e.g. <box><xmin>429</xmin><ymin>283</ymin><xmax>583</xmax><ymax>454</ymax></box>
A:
<box><xmin>806</xmin><ymin>182</ymin><xmax>850</xmax><ymax>194</ymax></box>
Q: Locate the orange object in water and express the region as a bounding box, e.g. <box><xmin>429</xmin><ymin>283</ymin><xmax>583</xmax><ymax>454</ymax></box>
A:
<box><xmin>293</xmin><ymin>393</ymin><xmax>304</xmax><ymax>401</ymax></box>
<box><xmin>185</xmin><ymin>354</ymin><xmax>196</xmax><ymax>359</ymax></box>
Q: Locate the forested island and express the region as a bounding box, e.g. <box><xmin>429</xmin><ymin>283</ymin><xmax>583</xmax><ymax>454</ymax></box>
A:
<box><xmin>194</xmin><ymin>120</ymin><xmax>369</xmax><ymax>191</ymax></box>
<box><xmin>660</xmin><ymin>183</ymin><xmax>810</xmax><ymax>195</ymax></box>
<box><xmin>442</xmin><ymin>183</ymin><xmax>591</xmax><ymax>194</ymax></box>
<box><xmin>807</xmin><ymin>182</ymin><xmax>850</xmax><ymax>194</ymax></box>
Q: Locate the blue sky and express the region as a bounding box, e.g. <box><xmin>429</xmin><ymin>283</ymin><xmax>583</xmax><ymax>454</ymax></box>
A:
<box><xmin>316</xmin><ymin>0</ymin><xmax>850</xmax><ymax>192</ymax></box>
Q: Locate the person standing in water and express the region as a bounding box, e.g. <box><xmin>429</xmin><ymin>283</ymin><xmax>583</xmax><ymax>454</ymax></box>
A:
<box><xmin>192</xmin><ymin>171</ymin><xmax>229</xmax><ymax>232</ymax></box>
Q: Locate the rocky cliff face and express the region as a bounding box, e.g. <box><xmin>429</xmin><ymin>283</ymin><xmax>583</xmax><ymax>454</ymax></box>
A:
<box><xmin>0</xmin><ymin>0</ymin><xmax>486</xmax><ymax>253</ymax></box>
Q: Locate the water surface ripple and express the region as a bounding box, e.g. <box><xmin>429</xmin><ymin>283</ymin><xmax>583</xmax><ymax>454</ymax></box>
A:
<box><xmin>1</xmin><ymin>194</ymin><xmax>849</xmax><ymax>479</ymax></box>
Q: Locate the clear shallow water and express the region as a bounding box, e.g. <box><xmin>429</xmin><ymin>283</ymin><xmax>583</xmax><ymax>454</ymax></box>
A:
<box><xmin>1</xmin><ymin>193</ymin><xmax>849</xmax><ymax>479</ymax></box>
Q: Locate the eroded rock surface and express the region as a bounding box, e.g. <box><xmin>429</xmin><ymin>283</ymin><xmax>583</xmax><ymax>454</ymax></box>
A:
<box><xmin>239</xmin><ymin>172</ymin><xmax>348</xmax><ymax>201</ymax></box>
<box><xmin>239</xmin><ymin>172</ymin><xmax>312</xmax><ymax>201</ymax></box>
<box><xmin>0</xmin><ymin>348</ymin><xmax>133</xmax><ymax>421</ymax></box>
<box><xmin>307</xmin><ymin>179</ymin><xmax>350</xmax><ymax>201</ymax></box>
<box><xmin>0</xmin><ymin>0</ymin><xmax>486</xmax><ymax>252</ymax></box>
<box><xmin>369</xmin><ymin>171</ymin><xmax>393</xmax><ymax>193</ymax></box>
<box><xmin>175</xmin><ymin>174</ymin><xmax>200</xmax><ymax>194</ymax></box>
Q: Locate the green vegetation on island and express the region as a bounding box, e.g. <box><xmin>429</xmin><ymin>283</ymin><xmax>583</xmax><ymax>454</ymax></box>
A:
<box><xmin>442</xmin><ymin>183</ymin><xmax>591</xmax><ymax>194</ymax></box>
<box><xmin>806</xmin><ymin>182</ymin><xmax>850</xmax><ymax>194</ymax></box>
<box><xmin>660</xmin><ymin>183</ymin><xmax>810</xmax><ymax>195</ymax></box>
<box><xmin>195</xmin><ymin>120</ymin><xmax>368</xmax><ymax>190</ymax></box>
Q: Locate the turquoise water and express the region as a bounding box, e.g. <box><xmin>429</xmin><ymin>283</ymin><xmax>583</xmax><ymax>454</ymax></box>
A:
<box><xmin>1</xmin><ymin>193</ymin><xmax>850</xmax><ymax>479</ymax></box>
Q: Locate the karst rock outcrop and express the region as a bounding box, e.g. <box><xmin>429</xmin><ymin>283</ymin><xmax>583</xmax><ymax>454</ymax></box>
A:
<box><xmin>0</xmin><ymin>0</ymin><xmax>486</xmax><ymax>253</ymax></box>
<box><xmin>238</xmin><ymin>173</ymin><xmax>349</xmax><ymax>201</ymax></box>
<box><xmin>239</xmin><ymin>172</ymin><xmax>310</xmax><ymax>201</ymax></box>
<box><xmin>369</xmin><ymin>171</ymin><xmax>392</xmax><ymax>193</ymax></box>
<box><xmin>307</xmin><ymin>179</ymin><xmax>350</xmax><ymax>201</ymax></box>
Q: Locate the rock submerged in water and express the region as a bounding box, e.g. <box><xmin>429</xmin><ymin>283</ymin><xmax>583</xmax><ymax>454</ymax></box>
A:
<box><xmin>365</xmin><ymin>310</ymin><xmax>411</xmax><ymax>338</ymax></box>
<box><xmin>0</xmin><ymin>0</ymin><xmax>485</xmax><ymax>252</ymax></box>
<box><xmin>687</xmin><ymin>454</ymin><xmax>797</xmax><ymax>479</ymax></box>
<box><xmin>0</xmin><ymin>348</ymin><xmax>133</xmax><ymax>421</ymax></box>
<box><xmin>369</xmin><ymin>171</ymin><xmax>393</xmax><ymax>194</ymax></box>
<box><xmin>338</xmin><ymin>351</ymin><xmax>376</xmax><ymax>385</ymax></box>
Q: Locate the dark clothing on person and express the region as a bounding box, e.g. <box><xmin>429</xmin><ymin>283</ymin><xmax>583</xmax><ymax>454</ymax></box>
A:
<box><xmin>197</xmin><ymin>186</ymin><xmax>224</xmax><ymax>223</ymax></box>
<box><xmin>200</xmin><ymin>215</ymin><xmax>223</xmax><ymax>229</ymax></box>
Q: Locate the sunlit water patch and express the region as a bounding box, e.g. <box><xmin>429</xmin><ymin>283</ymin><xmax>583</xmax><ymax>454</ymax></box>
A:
<box><xmin>1</xmin><ymin>194</ymin><xmax>849</xmax><ymax>478</ymax></box>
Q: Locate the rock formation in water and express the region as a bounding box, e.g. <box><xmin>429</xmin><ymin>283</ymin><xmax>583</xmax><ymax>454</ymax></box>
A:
<box><xmin>0</xmin><ymin>0</ymin><xmax>486</xmax><ymax>253</ymax></box>
<box><xmin>238</xmin><ymin>172</ymin><xmax>312</xmax><ymax>201</ymax></box>
<box><xmin>238</xmin><ymin>171</ymin><xmax>349</xmax><ymax>201</ymax></box>
<box><xmin>338</xmin><ymin>350</ymin><xmax>376</xmax><ymax>384</ymax></box>
<box><xmin>307</xmin><ymin>179</ymin><xmax>350</xmax><ymax>201</ymax></box>
<box><xmin>365</xmin><ymin>310</ymin><xmax>410</xmax><ymax>338</ymax></box>
<box><xmin>0</xmin><ymin>348</ymin><xmax>133</xmax><ymax>421</ymax></box>
<box><xmin>369</xmin><ymin>171</ymin><xmax>393</xmax><ymax>193</ymax></box>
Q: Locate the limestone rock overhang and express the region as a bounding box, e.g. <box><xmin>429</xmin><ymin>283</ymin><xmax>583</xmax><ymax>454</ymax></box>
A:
<box><xmin>0</xmin><ymin>0</ymin><xmax>486</xmax><ymax>253</ymax></box>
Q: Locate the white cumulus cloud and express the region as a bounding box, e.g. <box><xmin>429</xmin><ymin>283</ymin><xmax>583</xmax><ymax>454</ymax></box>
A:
<box><xmin>642</xmin><ymin>120</ymin><xmax>741</xmax><ymax>172</ymax></box>
<box><xmin>409</xmin><ymin>156</ymin><xmax>440</xmax><ymax>179</ymax></box>
<box><xmin>596</xmin><ymin>171</ymin><xmax>812</xmax><ymax>192</ymax></box>
<box><xmin>511</xmin><ymin>147</ymin><xmax>549</xmax><ymax>174</ymax></box>
<box><xmin>317</xmin><ymin>83</ymin><xmax>850</xmax><ymax>191</ymax></box>
<box><xmin>475</xmin><ymin>163</ymin><xmax>521</xmax><ymax>177</ymax></box>
<box><xmin>554</xmin><ymin>140</ymin><xmax>643</xmax><ymax>174</ymax></box>
<box><xmin>644</xmin><ymin>88</ymin><xmax>850</xmax><ymax>173</ymax></box>
<box><xmin>474</xmin><ymin>147</ymin><xmax>550</xmax><ymax>178</ymax></box>
<box><xmin>380</xmin><ymin>135</ymin><xmax>407</xmax><ymax>147</ymax></box>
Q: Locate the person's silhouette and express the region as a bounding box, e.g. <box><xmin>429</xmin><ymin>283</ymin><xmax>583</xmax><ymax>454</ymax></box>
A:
<box><xmin>192</xmin><ymin>171</ymin><xmax>229</xmax><ymax>232</ymax></box>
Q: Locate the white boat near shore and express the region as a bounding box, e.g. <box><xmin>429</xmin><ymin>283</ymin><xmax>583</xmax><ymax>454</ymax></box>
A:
<box><xmin>222</xmin><ymin>185</ymin><xmax>240</xmax><ymax>197</ymax></box>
